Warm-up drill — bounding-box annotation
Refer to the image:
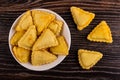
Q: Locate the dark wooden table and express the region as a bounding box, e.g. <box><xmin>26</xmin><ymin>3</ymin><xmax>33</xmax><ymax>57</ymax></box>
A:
<box><xmin>0</xmin><ymin>0</ymin><xmax>120</xmax><ymax>80</ymax></box>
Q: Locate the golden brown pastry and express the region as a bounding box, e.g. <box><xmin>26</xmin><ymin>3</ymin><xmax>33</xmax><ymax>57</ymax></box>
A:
<box><xmin>50</xmin><ymin>36</ymin><xmax>68</xmax><ymax>55</ymax></box>
<box><xmin>70</xmin><ymin>6</ymin><xmax>95</xmax><ymax>30</ymax></box>
<box><xmin>13</xmin><ymin>46</ymin><xmax>30</xmax><ymax>63</ymax></box>
<box><xmin>10</xmin><ymin>31</ymin><xmax>25</xmax><ymax>45</ymax></box>
<box><xmin>31</xmin><ymin>50</ymin><xmax>57</xmax><ymax>66</ymax></box>
<box><xmin>32</xmin><ymin>29</ymin><xmax>58</xmax><ymax>51</ymax></box>
<box><xmin>15</xmin><ymin>11</ymin><xmax>33</xmax><ymax>31</ymax></box>
<box><xmin>32</xmin><ymin>10</ymin><xmax>55</xmax><ymax>35</ymax></box>
<box><xmin>78</xmin><ymin>49</ymin><xmax>103</xmax><ymax>69</ymax></box>
<box><xmin>18</xmin><ymin>25</ymin><xmax>37</xmax><ymax>50</ymax></box>
<box><xmin>10</xmin><ymin>10</ymin><xmax>70</xmax><ymax>66</ymax></box>
<box><xmin>48</xmin><ymin>20</ymin><xmax>63</xmax><ymax>36</ymax></box>
<box><xmin>87</xmin><ymin>21</ymin><xmax>113</xmax><ymax>43</ymax></box>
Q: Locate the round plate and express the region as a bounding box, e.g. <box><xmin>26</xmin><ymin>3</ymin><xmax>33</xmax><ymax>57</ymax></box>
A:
<box><xmin>8</xmin><ymin>8</ymin><xmax>71</xmax><ymax>71</ymax></box>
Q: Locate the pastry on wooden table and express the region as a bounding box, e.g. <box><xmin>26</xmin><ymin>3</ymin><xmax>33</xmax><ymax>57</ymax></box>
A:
<box><xmin>50</xmin><ymin>36</ymin><xmax>68</xmax><ymax>55</ymax></box>
<box><xmin>16</xmin><ymin>11</ymin><xmax>33</xmax><ymax>31</ymax></box>
<box><xmin>13</xmin><ymin>46</ymin><xmax>30</xmax><ymax>63</ymax></box>
<box><xmin>70</xmin><ymin>6</ymin><xmax>95</xmax><ymax>30</ymax></box>
<box><xmin>18</xmin><ymin>25</ymin><xmax>37</xmax><ymax>50</ymax></box>
<box><xmin>31</xmin><ymin>50</ymin><xmax>57</xmax><ymax>66</ymax></box>
<box><xmin>32</xmin><ymin>10</ymin><xmax>55</xmax><ymax>35</ymax></box>
<box><xmin>48</xmin><ymin>20</ymin><xmax>63</xmax><ymax>36</ymax></box>
<box><xmin>32</xmin><ymin>29</ymin><xmax>58</xmax><ymax>51</ymax></box>
<box><xmin>87</xmin><ymin>21</ymin><xmax>113</xmax><ymax>43</ymax></box>
<box><xmin>78</xmin><ymin>49</ymin><xmax>103</xmax><ymax>69</ymax></box>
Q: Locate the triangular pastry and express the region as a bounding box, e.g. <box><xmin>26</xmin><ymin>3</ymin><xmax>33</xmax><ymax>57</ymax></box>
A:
<box><xmin>10</xmin><ymin>31</ymin><xmax>25</xmax><ymax>45</ymax></box>
<box><xmin>50</xmin><ymin>36</ymin><xmax>68</xmax><ymax>55</ymax></box>
<box><xmin>32</xmin><ymin>10</ymin><xmax>55</xmax><ymax>35</ymax></box>
<box><xmin>32</xmin><ymin>29</ymin><xmax>58</xmax><ymax>51</ymax></box>
<box><xmin>18</xmin><ymin>25</ymin><xmax>37</xmax><ymax>50</ymax></box>
<box><xmin>78</xmin><ymin>49</ymin><xmax>103</xmax><ymax>69</ymax></box>
<box><xmin>31</xmin><ymin>50</ymin><xmax>57</xmax><ymax>66</ymax></box>
<box><xmin>48</xmin><ymin>20</ymin><xmax>63</xmax><ymax>36</ymax></box>
<box><xmin>87</xmin><ymin>21</ymin><xmax>113</xmax><ymax>43</ymax></box>
<box><xmin>16</xmin><ymin>11</ymin><xmax>33</xmax><ymax>31</ymax></box>
<box><xmin>70</xmin><ymin>6</ymin><xmax>95</xmax><ymax>30</ymax></box>
<box><xmin>13</xmin><ymin>46</ymin><xmax>30</xmax><ymax>63</ymax></box>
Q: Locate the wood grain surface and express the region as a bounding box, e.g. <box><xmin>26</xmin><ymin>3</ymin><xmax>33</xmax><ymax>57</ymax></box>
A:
<box><xmin>0</xmin><ymin>0</ymin><xmax>120</xmax><ymax>80</ymax></box>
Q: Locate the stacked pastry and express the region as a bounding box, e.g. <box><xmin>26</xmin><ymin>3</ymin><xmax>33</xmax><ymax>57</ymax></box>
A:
<box><xmin>10</xmin><ymin>10</ymin><xmax>68</xmax><ymax>66</ymax></box>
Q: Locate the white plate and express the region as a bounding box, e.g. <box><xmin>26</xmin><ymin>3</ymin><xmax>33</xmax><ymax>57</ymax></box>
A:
<box><xmin>8</xmin><ymin>8</ymin><xmax>71</xmax><ymax>71</ymax></box>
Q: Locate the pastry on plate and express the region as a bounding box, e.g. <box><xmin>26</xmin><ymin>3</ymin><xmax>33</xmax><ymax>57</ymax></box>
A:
<box><xmin>31</xmin><ymin>50</ymin><xmax>57</xmax><ymax>66</ymax></box>
<box><xmin>50</xmin><ymin>36</ymin><xmax>68</xmax><ymax>55</ymax></box>
<box><xmin>48</xmin><ymin>20</ymin><xmax>63</xmax><ymax>36</ymax></box>
<box><xmin>32</xmin><ymin>10</ymin><xmax>55</xmax><ymax>35</ymax></box>
<box><xmin>15</xmin><ymin>11</ymin><xmax>33</xmax><ymax>31</ymax></box>
<box><xmin>18</xmin><ymin>25</ymin><xmax>37</xmax><ymax>50</ymax></box>
<box><xmin>32</xmin><ymin>29</ymin><xmax>58</xmax><ymax>51</ymax></box>
<box><xmin>10</xmin><ymin>31</ymin><xmax>25</xmax><ymax>45</ymax></box>
<box><xmin>13</xmin><ymin>46</ymin><xmax>30</xmax><ymax>63</ymax></box>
